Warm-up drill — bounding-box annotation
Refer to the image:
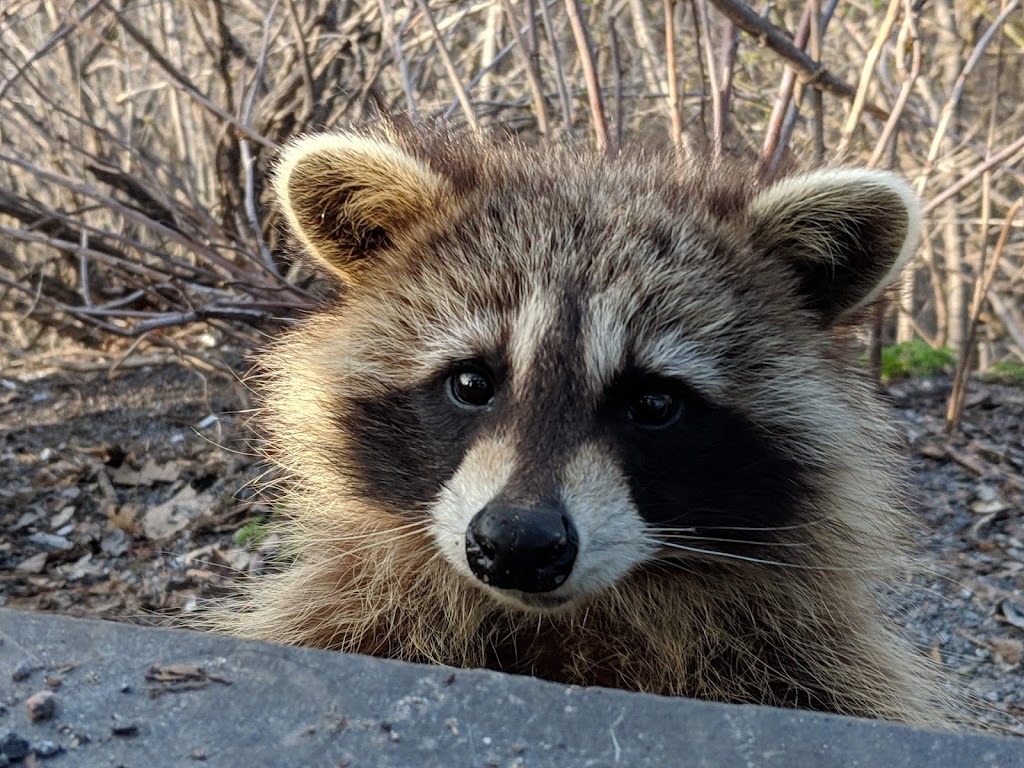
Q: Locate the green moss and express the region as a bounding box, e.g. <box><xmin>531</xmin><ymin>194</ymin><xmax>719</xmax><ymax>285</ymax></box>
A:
<box><xmin>880</xmin><ymin>340</ymin><xmax>956</xmax><ymax>380</ymax></box>
<box><xmin>234</xmin><ymin>516</ymin><xmax>270</xmax><ymax>547</ymax></box>
<box><xmin>979</xmin><ymin>360</ymin><xmax>1024</xmax><ymax>385</ymax></box>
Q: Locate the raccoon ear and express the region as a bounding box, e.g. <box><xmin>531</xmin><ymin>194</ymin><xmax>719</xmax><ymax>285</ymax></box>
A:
<box><xmin>747</xmin><ymin>169</ymin><xmax>920</xmax><ymax>326</ymax></box>
<box><xmin>273</xmin><ymin>133</ymin><xmax>451</xmax><ymax>280</ymax></box>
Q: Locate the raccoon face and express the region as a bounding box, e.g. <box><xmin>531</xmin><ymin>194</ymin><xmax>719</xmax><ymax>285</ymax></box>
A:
<box><xmin>273</xmin><ymin>127</ymin><xmax>919</xmax><ymax>613</ymax></box>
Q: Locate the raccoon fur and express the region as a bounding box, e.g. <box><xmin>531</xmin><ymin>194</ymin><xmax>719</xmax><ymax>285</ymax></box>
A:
<box><xmin>220</xmin><ymin>121</ymin><xmax>951</xmax><ymax>727</ymax></box>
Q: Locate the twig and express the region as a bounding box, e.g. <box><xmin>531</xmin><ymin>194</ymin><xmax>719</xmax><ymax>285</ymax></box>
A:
<box><xmin>241</xmin><ymin>1</ymin><xmax>278</xmax><ymax>274</ymax></box>
<box><xmin>914</xmin><ymin>0</ymin><xmax>1021</xmax><ymax>197</ymax></box>
<box><xmin>695</xmin><ymin>0</ymin><xmax>722</xmax><ymax>156</ymax></box>
<box><xmin>283</xmin><ymin>0</ymin><xmax>315</xmax><ymax>122</ymax></box>
<box><xmin>946</xmin><ymin>198</ymin><xmax>1023</xmax><ymax>430</ymax></box>
<box><xmin>90</xmin><ymin>1</ymin><xmax>276</xmax><ymax>149</ymax></box>
<box><xmin>924</xmin><ymin>133</ymin><xmax>1024</xmax><ymax>214</ymax></box>
<box><xmin>564</xmin><ymin>0</ymin><xmax>610</xmax><ymax>154</ymax></box>
<box><xmin>539</xmin><ymin>0</ymin><xmax>573</xmax><ymax>134</ymax></box>
<box><xmin>762</xmin><ymin>3</ymin><xmax>812</xmax><ymax>171</ymax></box>
<box><xmin>807</xmin><ymin>0</ymin><xmax>824</xmax><ymax>165</ymax></box>
<box><xmin>500</xmin><ymin>0</ymin><xmax>549</xmax><ymax>137</ymax></box>
<box><xmin>606</xmin><ymin>13</ymin><xmax>624</xmax><ymax>150</ymax></box>
<box><xmin>716</xmin><ymin>19</ymin><xmax>739</xmax><ymax>151</ymax></box>
<box><xmin>413</xmin><ymin>0</ymin><xmax>481</xmax><ymax>132</ymax></box>
<box><xmin>525</xmin><ymin>0</ymin><xmax>548</xmax><ymax>137</ymax></box>
<box><xmin>377</xmin><ymin>0</ymin><xmax>417</xmax><ymax>113</ymax></box>
<box><xmin>835</xmin><ymin>0</ymin><xmax>903</xmax><ymax>159</ymax></box>
<box><xmin>868</xmin><ymin>0</ymin><xmax>921</xmax><ymax>169</ymax></box>
<box><xmin>0</xmin><ymin>0</ymin><xmax>104</xmax><ymax>102</ymax></box>
<box><xmin>664</xmin><ymin>0</ymin><xmax>684</xmax><ymax>158</ymax></box>
<box><xmin>707</xmin><ymin>0</ymin><xmax>889</xmax><ymax>119</ymax></box>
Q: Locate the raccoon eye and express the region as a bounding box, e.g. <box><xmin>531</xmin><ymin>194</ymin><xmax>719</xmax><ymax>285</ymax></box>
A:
<box><xmin>448</xmin><ymin>367</ymin><xmax>495</xmax><ymax>409</ymax></box>
<box><xmin>627</xmin><ymin>390</ymin><xmax>682</xmax><ymax>429</ymax></box>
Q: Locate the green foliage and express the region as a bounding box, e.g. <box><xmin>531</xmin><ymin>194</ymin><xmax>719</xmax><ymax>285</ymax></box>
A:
<box><xmin>880</xmin><ymin>340</ymin><xmax>956</xmax><ymax>380</ymax></box>
<box><xmin>234</xmin><ymin>516</ymin><xmax>270</xmax><ymax>548</ymax></box>
<box><xmin>979</xmin><ymin>360</ymin><xmax>1024</xmax><ymax>385</ymax></box>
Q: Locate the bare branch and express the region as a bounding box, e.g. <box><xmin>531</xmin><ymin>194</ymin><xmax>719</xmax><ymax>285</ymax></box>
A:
<box><xmin>707</xmin><ymin>0</ymin><xmax>889</xmax><ymax>119</ymax></box>
<box><xmin>565</xmin><ymin>0</ymin><xmax>610</xmax><ymax>154</ymax></box>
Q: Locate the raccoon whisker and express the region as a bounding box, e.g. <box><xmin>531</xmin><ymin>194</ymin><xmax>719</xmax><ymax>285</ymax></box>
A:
<box><xmin>317</xmin><ymin>524</ymin><xmax>433</xmax><ymax>560</ymax></box>
<box><xmin>651</xmin><ymin>517</ymin><xmax>834</xmax><ymax>533</ymax></box>
<box><xmin>647</xmin><ymin>539</ymin><xmax>887</xmax><ymax>572</ymax></box>
<box><xmin>653</xmin><ymin>532</ymin><xmax>810</xmax><ymax>548</ymax></box>
<box><xmin>191</xmin><ymin>428</ymin><xmax>262</xmax><ymax>458</ymax></box>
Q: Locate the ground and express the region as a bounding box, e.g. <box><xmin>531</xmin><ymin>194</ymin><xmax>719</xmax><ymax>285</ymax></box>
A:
<box><xmin>1</xmin><ymin>361</ymin><xmax>1023</xmax><ymax>735</ymax></box>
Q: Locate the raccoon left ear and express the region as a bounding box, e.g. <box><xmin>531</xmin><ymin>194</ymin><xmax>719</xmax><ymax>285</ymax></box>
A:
<box><xmin>272</xmin><ymin>133</ymin><xmax>453</xmax><ymax>281</ymax></box>
<box><xmin>747</xmin><ymin>169</ymin><xmax>920</xmax><ymax>326</ymax></box>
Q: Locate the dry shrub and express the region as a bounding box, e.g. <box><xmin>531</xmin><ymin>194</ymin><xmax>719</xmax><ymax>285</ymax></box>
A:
<box><xmin>1</xmin><ymin>0</ymin><xmax>1022</xmax><ymax>424</ymax></box>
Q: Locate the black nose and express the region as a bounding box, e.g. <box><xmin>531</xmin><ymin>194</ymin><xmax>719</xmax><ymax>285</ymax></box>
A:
<box><xmin>465</xmin><ymin>502</ymin><xmax>579</xmax><ymax>593</ymax></box>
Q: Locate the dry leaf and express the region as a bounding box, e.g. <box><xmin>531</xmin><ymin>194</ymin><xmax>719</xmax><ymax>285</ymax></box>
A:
<box><xmin>111</xmin><ymin>458</ymin><xmax>182</xmax><ymax>486</ymax></box>
<box><xmin>141</xmin><ymin>486</ymin><xmax>212</xmax><ymax>540</ymax></box>
<box><xmin>107</xmin><ymin>503</ymin><xmax>139</xmax><ymax>534</ymax></box>
<box><xmin>991</xmin><ymin>637</ymin><xmax>1024</xmax><ymax>668</ymax></box>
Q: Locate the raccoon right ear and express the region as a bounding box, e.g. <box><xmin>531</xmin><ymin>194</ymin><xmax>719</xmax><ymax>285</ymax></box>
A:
<box><xmin>747</xmin><ymin>169</ymin><xmax>920</xmax><ymax>326</ymax></box>
<box><xmin>273</xmin><ymin>134</ymin><xmax>452</xmax><ymax>280</ymax></box>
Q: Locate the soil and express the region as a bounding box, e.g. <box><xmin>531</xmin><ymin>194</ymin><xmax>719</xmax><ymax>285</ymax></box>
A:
<box><xmin>1</xmin><ymin>362</ymin><xmax>1023</xmax><ymax>736</ymax></box>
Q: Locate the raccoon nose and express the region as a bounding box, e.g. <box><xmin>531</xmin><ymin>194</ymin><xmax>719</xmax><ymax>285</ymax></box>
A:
<box><xmin>465</xmin><ymin>503</ymin><xmax>579</xmax><ymax>593</ymax></box>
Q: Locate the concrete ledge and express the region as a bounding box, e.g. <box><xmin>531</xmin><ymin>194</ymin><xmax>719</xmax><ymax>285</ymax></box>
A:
<box><xmin>0</xmin><ymin>609</ymin><xmax>1020</xmax><ymax>766</ymax></box>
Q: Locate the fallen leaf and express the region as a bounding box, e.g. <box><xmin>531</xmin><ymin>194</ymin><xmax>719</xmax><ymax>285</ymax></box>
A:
<box><xmin>991</xmin><ymin>637</ymin><xmax>1024</xmax><ymax>668</ymax></box>
<box><xmin>111</xmin><ymin>458</ymin><xmax>182</xmax><ymax>486</ymax></box>
<box><xmin>106</xmin><ymin>503</ymin><xmax>139</xmax><ymax>534</ymax></box>
<box><xmin>141</xmin><ymin>486</ymin><xmax>212</xmax><ymax>540</ymax></box>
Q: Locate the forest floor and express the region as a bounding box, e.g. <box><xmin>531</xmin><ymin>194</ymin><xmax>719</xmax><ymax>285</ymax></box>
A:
<box><xmin>1</xmin><ymin>360</ymin><xmax>1023</xmax><ymax>735</ymax></box>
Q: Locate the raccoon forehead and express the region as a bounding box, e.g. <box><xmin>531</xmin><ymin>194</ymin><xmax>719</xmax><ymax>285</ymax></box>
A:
<box><xmin>336</xmin><ymin>272</ymin><xmax>743</xmax><ymax>404</ymax></box>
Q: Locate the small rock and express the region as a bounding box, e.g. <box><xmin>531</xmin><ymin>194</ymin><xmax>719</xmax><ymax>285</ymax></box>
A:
<box><xmin>50</xmin><ymin>506</ymin><xmax>75</xmax><ymax>529</ymax></box>
<box><xmin>26</xmin><ymin>691</ymin><xmax>58</xmax><ymax>722</ymax></box>
<box><xmin>13</xmin><ymin>551</ymin><xmax>47</xmax><ymax>573</ymax></box>
<box><xmin>12</xmin><ymin>513</ymin><xmax>39</xmax><ymax>531</ymax></box>
<box><xmin>100</xmin><ymin>529</ymin><xmax>130</xmax><ymax>557</ymax></box>
<box><xmin>0</xmin><ymin>732</ymin><xmax>30</xmax><ymax>761</ymax></box>
<box><xmin>25</xmin><ymin>533</ymin><xmax>73</xmax><ymax>552</ymax></box>
<box><xmin>12</xmin><ymin>661</ymin><xmax>33</xmax><ymax>682</ymax></box>
<box><xmin>110</xmin><ymin>723</ymin><xmax>139</xmax><ymax>738</ymax></box>
<box><xmin>32</xmin><ymin>740</ymin><xmax>63</xmax><ymax>758</ymax></box>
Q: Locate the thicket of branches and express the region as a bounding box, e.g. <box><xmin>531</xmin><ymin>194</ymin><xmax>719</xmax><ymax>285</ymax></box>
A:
<box><xmin>1</xmin><ymin>0</ymin><xmax>1022</xmax><ymax>425</ymax></box>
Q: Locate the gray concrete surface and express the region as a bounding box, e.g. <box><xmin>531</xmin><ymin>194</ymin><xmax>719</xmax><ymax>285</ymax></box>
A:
<box><xmin>0</xmin><ymin>608</ymin><xmax>1021</xmax><ymax>767</ymax></box>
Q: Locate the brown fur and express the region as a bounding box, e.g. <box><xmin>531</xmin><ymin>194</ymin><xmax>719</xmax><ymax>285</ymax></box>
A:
<box><xmin>212</xmin><ymin>121</ymin><xmax>952</xmax><ymax>728</ymax></box>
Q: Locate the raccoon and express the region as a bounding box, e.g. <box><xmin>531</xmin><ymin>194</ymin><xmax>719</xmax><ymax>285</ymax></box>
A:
<box><xmin>222</xmin><ymin>121</ymin><xmax>950</xmax><ymax>727</ymax></box>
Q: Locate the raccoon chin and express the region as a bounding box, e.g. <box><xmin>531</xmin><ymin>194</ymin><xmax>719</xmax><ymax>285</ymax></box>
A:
<box><xmin>485</xmin><ymin>586</ymin><xmax>581</xmax><ymax>614</ymax></box>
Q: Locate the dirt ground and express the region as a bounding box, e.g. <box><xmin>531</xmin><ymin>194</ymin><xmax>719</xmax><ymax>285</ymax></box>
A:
<box><xmin>2</xmin><ymin>361</ymin><xmax>1023</xmax><ymax>735</ymax></box>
